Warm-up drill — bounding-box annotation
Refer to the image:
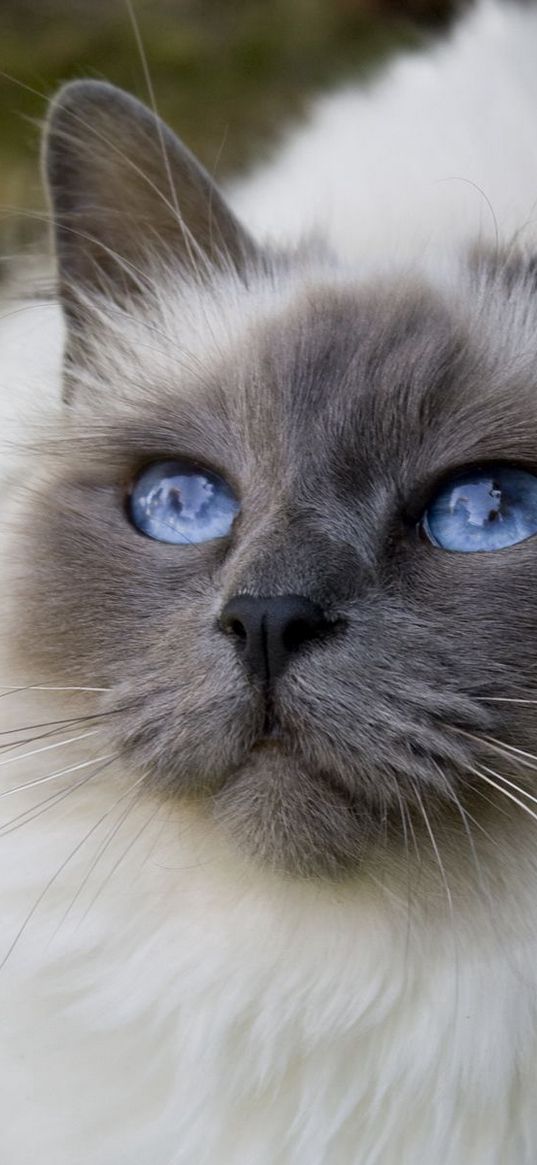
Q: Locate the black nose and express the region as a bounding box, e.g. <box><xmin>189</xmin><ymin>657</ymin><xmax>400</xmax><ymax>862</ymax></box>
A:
<box><xmin>219</xmin><ymin>593</ymin><xmax>335</xmax><ymax>686</ymax></box>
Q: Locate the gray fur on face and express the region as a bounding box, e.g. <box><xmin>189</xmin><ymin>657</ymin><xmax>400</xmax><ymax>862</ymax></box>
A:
<box><xmin>17</xmin><ymin>81</ymin><xmax>537</xmax><ymax>876</ymax></box>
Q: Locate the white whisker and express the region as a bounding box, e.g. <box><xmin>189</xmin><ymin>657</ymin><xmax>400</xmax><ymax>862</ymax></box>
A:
<box><xmin>453</xmin><ymin>725</ymin><xmax>537</xmax><ymax>775</ymax></box>
<box><xmin>78</xmin><ymin>800</ymin><xmax>162</xmax><ymax>927</ymax></box>
<box><xmin>0</xmin><ymin>710</ymin><xmax>112</xmax><ymax>738</ymax></box>
<box><xmin>482</xmin><ymin>735</ymin><xmax>537</xmax><ymax>768</ymax></box>
<box><xmin>476</xmin><ymin>763</ymin><xmax>537</xmax><ymax>808</ymax></box>
<box><xmin>0</xmin><ymin>717</ymin><xmax>110</xmax><ymax>761</ymax></box>
<box><xmin>470</xmin><ymin>784</ymin><xmax>511</xmax><ymax>819</ymax></box>
<box><xmin>413</xmin><ymin>782</ymin><xmax>453</xmax><ymax>913</ymax></box>
<box><xmin>0</xmin><ymin>757</ymin><xmax>126</xmax><ymax>971</ymax></box>
<box><xmin>0</xmin><ymin>684</ymin><xmax>109</xmax><ymax>694</ymax></box>
<box><xmin>51</xmin><ymin>772</ymin><xmax>149</xmax><ymax>936</ymax></box>
<box><xmin>0</xmin><ymin>753</ymin><xmax>117</xmax><ymax>824</ymax></box>
<box><xmin>124</xmin><ymin>0</ymin><xmax>191</xmax><ymax>259</ymax></box>
<box><xmin>0</xmin><ymin>730</ymin><xmax>100</xmax><ymax>771</ymax></box>
<box><xmin>469</xmin><ymin>765</ymin><xmax>537</xmax><ymax>825</ymax></box>
<box><xmin>474</xmin><ymin>696</ymin><xmax>537</xmax><ymax>705</ymax></box>
<box><xmin>448</xmin><ymin>786</ymin><xmax>491</xmax><ymax>889</ymax></box>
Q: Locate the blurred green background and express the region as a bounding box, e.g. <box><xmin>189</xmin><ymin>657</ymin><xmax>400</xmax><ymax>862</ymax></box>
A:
<box><xmin>0</xmin><ymin>0</ymin><xmax>459</xmax><ymax>251</ymax></box>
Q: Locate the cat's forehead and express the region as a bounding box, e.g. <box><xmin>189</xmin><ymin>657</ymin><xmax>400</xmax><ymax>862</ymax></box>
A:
<box><xmin>227</xmin><ymin>270</ymin><xmax>537</xmax><ymax>478</ymax></box>
<box><xmin>76</xmin><ymin>262</ymin><xmax>537</xmax><ymax>489</ymax></box>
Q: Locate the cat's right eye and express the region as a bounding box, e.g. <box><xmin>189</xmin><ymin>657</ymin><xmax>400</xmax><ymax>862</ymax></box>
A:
<box><xmin>420</xmin><ymin>465</ymin><xmax>537</xmax><ymax>552</ymax></box>
<box><xmin>129</xmin><ymin>460</ymin><xmax>240</xmax><ymax>545</ymax></box>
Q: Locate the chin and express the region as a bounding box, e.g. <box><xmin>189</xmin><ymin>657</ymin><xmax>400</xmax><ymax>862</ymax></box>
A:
<box><xmin>212</xmin><ymin>748</ymin><xmax>377</xmax><ymax>878</ymax></box>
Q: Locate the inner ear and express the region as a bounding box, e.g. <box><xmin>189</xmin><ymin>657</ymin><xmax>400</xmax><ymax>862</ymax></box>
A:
<box><xmin>43</xmin><ymin>80</ymin><xmax>260</xmax><ymax>323</ymax></box>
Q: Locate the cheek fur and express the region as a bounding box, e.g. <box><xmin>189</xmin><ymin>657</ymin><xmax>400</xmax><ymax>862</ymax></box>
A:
<box><xmin>13</xmin><ymin>458</ymin><xmax>537</xmax><ymax>877</ymax></box>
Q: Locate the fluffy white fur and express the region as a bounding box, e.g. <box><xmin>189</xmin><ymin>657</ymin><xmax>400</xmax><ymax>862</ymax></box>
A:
<box><xmin>231</xmin><ymin>0</ymin><xmax>537</xmax><ymax>271</ymax></box>
<box><xmin>1</xmin><ymin>3</ymin><xmax>537</xmax><ymax>1162</ymax></box>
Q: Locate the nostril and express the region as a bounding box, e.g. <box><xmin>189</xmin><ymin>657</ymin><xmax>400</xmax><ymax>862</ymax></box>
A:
<box><xmin>283</xmin><ymin>614</ymin><xmax>338</xmax><ymax>655</ymax></box>
<box><xmin>228</xmin><ymin>618</ymin><xmax>247</xmax><ymax>642</ymax></box>
<box><xmin>283</xmin><ymin>618</ymin><xmax>316</xmax><ymax>653</ymax></box>
<box><xmin>220</xmin><ymin>612</ymin><xmax>248</xmax><ymax>642</ymax></box>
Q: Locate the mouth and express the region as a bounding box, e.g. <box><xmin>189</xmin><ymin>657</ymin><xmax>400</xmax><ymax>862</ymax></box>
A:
<box><xmin>251</xmin><ymin>737</ymin><xmax>286</xmax><ymax>752</ymax></box>
<box><xmin>249</xmin><ymin>697</ymin><xmax>289</xmax><ymax>751</ymax></box>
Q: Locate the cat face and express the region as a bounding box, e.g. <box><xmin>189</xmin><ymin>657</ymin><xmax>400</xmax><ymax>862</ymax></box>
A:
<box><xmin>15</xmin><ymin>82</ymin><xmax>537</xmax><ymax>876</ymax></box>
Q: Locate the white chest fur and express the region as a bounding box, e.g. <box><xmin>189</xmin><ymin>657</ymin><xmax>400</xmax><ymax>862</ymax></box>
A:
<box><xmin>0</xmin><ymin>754</ymin><xmax>535</xmax><ymax>1165</ymax></box>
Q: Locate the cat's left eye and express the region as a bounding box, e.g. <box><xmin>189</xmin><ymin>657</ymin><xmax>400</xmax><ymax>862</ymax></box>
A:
<box><xmin>421</xmin><ymin>465</ymin><xmax>537</xmax><ymax>552</ymax></box>
<box><xmin>129</xmin><ymin>460</ymin><xmax>240</xmax><ymax>544</ymax></box>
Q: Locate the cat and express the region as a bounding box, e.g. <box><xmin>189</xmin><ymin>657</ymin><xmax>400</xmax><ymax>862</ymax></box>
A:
<box><xmin>1</xmin><ymin>0</ymin><xmax>537</xmax><ymax>1161</ymax></box>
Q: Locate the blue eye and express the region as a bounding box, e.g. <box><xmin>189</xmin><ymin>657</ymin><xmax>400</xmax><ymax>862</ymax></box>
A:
<box><xmin>422</xmin><ymin>465</ymin><xmax>537</xmax><ymax>552</ymax></box>
<box><xmin>129</xmin><ymin>460</ymin><xmax>240</xmax><ymax>545</ymax></box>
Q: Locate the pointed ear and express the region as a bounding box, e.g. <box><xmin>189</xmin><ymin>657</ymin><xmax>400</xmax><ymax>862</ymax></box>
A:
<box><xmin>43</xmin><ymin>80</ymin><xmax>259</xmax><ymax>323</ymax></box>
